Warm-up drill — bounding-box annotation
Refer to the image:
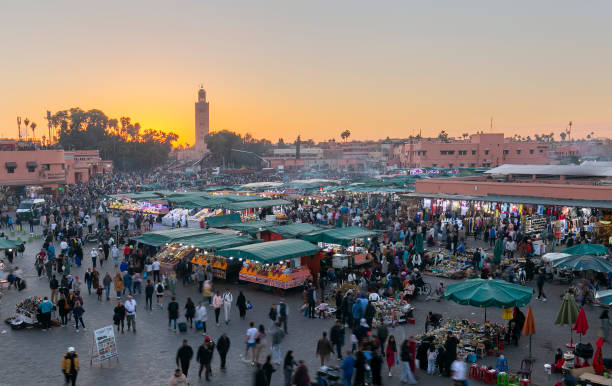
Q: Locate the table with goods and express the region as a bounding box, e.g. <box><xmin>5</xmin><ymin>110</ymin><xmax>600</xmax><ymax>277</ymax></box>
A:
<box><xmin>424</xmin><ymin>249</ymin><xmax>476</xmax><ymax>279</ymax></box>
<box><xmin>371</xmin><ymin>296</ymin><xmax>415</xmax><ymax>327</ymax></box>
<box><xmin>4</xmin><ymin>296</ymin><xmax>51</xmax><ymax>329</ymax></box>
<box><xmin>154</xmin><ymin>243</ymin><xmax>197</xmax><ymax>274</ymax></box>
<box><xmin>420</xmin><ymin>318</ymin><xmax>506</xmax><ymax>360</ymax></box>
<box><xmin>238</xmin><ymin>261</ymin><xmax>312</xmax><ymax>289</ymax></box>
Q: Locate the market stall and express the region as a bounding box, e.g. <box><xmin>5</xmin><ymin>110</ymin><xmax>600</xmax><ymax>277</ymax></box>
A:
<box><xmin>151</xmin><ymin>232</ymin><xmax>257</xmax><ymax>279</ymax></box>
<box><xmin>4</xmin><ymin>296</ymin><xmax>50</xmax><ymax>329</ymax></box>
<box><xmin>217</xmin><ymin>239</ymin><xmax>319</xmax><ymax>289</ymax></box>
<box><xmin>302</xmin><ymin>226</ymin><xmax>378</xmax><ymax>269</ymax></box>
<box><xmin>107</xmin><ymin>192</ymin><xmax>169</xmax><ymax>214</ymax></box>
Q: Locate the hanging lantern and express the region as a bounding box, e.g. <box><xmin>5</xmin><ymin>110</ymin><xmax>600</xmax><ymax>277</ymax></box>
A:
<box><xmin>502</xmin><ymin>308</ymin><xmax>513</xmax><ymax>320</ymax></box>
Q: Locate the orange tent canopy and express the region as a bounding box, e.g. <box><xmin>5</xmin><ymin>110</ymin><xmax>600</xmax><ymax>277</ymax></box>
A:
<box><xmin>522</xmin><ymin>305</ymin><xmax>536</xmax><ymax>335</ymax></box>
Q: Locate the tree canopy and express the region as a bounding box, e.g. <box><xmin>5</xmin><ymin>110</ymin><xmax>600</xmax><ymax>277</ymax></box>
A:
<box><xmin>205</xmin><ymin>130</ymin><xmax>272</xmax><ymax>168</ymax></box>
<box><xmin>49</xmin><ymin>108</ymin><xmax>178</xmax><ymax>171</ymax></box>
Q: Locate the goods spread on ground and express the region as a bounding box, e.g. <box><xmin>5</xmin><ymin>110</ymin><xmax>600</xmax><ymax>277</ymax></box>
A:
<box><xmin>421</xmin><ymin>318</ymin><xmax>506</xmax><ymax>357</ymax></box>
<box><xmin>239</xmin><ymin>262</ymin><xmax>312</xmax><ymax>289</ymax></box>
<box><xmin>424</xmin><ymin>249</ymin><xmax>474</xmax><ymax>278</ymax></box>
<box><xmin>5</xmin><ymin>296</ymin><xmax>45</xmax><ymax>328</ymax></box>
<box><xmin>372</xmin><ymin>297</ymin><xmax>414</xmax><ymax>327</ymax></box>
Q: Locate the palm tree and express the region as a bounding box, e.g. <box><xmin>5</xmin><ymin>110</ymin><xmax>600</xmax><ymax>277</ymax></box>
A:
<box><xmin>23</xmin><ymin>118</ymin><xmax>30</xmax><ymax>140</ymax></box>
<box><xmin>340</xmin><ymin>129</ymin><xmax>351</xmax><ymax>142</ymax></box>
<box><xmin>560</xmin><ymin>132</ymin><xmax>567</xmax><ymax>142</ymax></box>
<box><xmin>30</xmin><ymin>122</ymin><xmax>37</xmax><ymax>140</ymax></box>
<box><xmin>42</xmin><ymin>135</ymin><xmax>46</xmax><ymax>147</ymax></box>
<box><xmin>462</xmin><ymin>133</ymin><xmax>469</xmax><ymax>140</ymax></box>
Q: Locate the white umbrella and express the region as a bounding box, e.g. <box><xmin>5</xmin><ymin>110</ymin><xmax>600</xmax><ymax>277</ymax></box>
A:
<box><xmin>542</xmin><ymin>252</ymin><xmax>571</xmax><ymax>263</ymax></box>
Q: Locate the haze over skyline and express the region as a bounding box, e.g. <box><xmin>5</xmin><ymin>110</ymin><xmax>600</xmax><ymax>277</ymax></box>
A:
<box><xmin>1</xmin><ymin>1</ymin><xmax>611</xmax><ymax>145</ymax></box>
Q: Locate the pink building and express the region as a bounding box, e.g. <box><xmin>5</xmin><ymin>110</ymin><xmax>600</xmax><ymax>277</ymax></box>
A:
<box><xmin>0</xmin><ymin>147</ymin><xmax>111</xmax><ymax>189</ymax></box>
<box><xmin>397</xmin><ymin>133</ymin><xmax>551</xmax><ymax>168</ymax></box>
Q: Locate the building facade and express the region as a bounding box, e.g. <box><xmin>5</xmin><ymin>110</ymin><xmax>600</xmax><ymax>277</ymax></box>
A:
<box><xmin>0</xmin><ymin>147</ymin><xmax>111</xmax><ymax>189</ymax></box>
<box><xmin>194</xmin><ymin>87</ymin><xmax>210</xmax><ymax>154</ymax></box>
<box><xmin>396</xmin><ymin>133</ymin><xmax>551</xmax><ymax>168</ymax></box>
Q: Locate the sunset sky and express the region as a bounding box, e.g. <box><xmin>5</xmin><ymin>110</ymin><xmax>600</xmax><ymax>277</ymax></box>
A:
<box><xmin>1</xmin><ymin>1</ymin><xmax>611</xmax><ymax>145</ymax></box>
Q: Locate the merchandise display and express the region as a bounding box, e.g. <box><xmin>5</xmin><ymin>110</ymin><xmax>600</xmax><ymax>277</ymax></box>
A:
<box><xmin>424</xmin><ymin>249</ymin><xmax>473</xmax><ymax>278</ymax></box>
<box><xmin>420</xmin><ymin>318</ymin><xmax>506</xmax><ymax>357</ymax></box>
<box><xmin>154</xmin><ymin>243</ymin><xmax>197</xmax><ymax>273</ymax></box>
<box><xmin>5</xmin><ymin>296</ymin><xmax>45</xmax><ymax>327</ymax></box>
<box><xmin>191</xmin><ymin>254</ymin><xmax>229</xmax><ymax>279</ymax></box>
<box><xmin>239</xmin><ymin>261</ymin><xmax>312</xmax><ymax>289</ymax></box>
<box><xmin>162</xmin><ymin>208</ymin><xmax>189</xmax><ymax>226</ymax></box>
<box><xmin>372</xmin><ymin>297</ymin><xmax>414</xmax><ymax>327</ymax></box>
<box><xmin>109</xmin><ymin>199</ymin><xmax>168</xmax><ymax>214</ymax></box>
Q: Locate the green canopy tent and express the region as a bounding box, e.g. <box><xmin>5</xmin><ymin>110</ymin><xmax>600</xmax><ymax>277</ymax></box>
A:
<box><xmin>132</xmin><ymin>228</ymin><xmax>213</xmax><ymax>247</ymax></box>
<box><xmin>205</xmin><ymin>213</ymin><xmax>242</xmax><ymax>228</ymax></box>
<box><xmin>217</xmin><ymin>239</ymin><xmax>320</xmax><ymax>264</ymax></box>
<box><xmin>564</xmin><ymin>243</ymin><xmax>608</xmax><ymax>256</ymax></box>
<box><xmin>555</xmin><ymin>293</ymin><xmax>580</xmax><ymax>348</ymax></box>
<box><xmin>553</xmin><ymin>254</ymin><xmax>612</xmax><ymax>273</ymax></box>
<box><xmin>185</xmin><ymin>233</ymin><xmax>258</xmax><ymax>251</ymax></box>
<box><xmin>0</xmin><ymin>238</ymin><xmax>20</xmax><ymax>250</ymax></box>
<box><xmin>226</xmin><ymin>221</ymin><xmax>274</xmax><ymax>234</ymax></box>
<box><xmin>266</xmin><ymin>223</ymin><xmax>324</xmax><ymax>238</ymax></box>
<box><xmin>443</xmin><ymin>279</ymin><xmax>534</xmax><ymax>322</ymax></box>
<box><xmin>223</xmin><ymin>199</ymin><xmax>291</xmax><ymax>211</ymax></box>
<box><xmin>302</xmin><ymin>226</ymin><xmax>379</xmax><ymax>247</ymax></box>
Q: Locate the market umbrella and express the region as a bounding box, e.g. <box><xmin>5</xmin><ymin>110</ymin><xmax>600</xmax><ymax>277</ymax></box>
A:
<box><xmin>414</xmin><ymin>233</ymin><xmax>424</xmax><ymax>254</ymax></box>
<box><xmin>564</xmin><ymin>243</ymin><xmax>608</xmax><ymax>256</ymax></box>
<box><xmin>593</xmin><ymin>337</ymin><xmax>605</xmax><ymax>375</ymax></box>
<box><xmin>572</xmin><ymin>307</ymin><xmax>589</xmax><ymax>343</ymax></box>
<box><xmin>443</xmin><ymin>279</ymin><xmax>534</xmax><ymax>322</ymax></box>
<box><xmin>555</xmin><ymin>293</ymin><xmax>580</xmax><ymax>348</ymax></box>
<box><xmin>541</xmin><ymin>252</ymin><xmax>570</xmax><ymax>263</ymax></box>
<box><xmin>552</xmin><ymin>254</ymin><xmax>612</xmax><ymax>273</ymax></box>
<box><xmin>595</xmin><ymin>289</ymin><xmax>612</xmax><ymax>306</ymax></box>
<box><xmin>522</xmin><ymin>306</ymin><xmax>536</xmax><ymax>360</ymax></box>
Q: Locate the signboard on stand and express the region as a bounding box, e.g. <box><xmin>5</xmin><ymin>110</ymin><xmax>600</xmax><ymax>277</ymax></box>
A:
<box><xmin>91</xmin><ymin>325</ymin><xmax>119</xmax><ymax>365</ymax></box>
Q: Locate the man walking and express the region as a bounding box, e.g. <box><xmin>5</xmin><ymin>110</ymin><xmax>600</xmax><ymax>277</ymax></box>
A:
<box><xmin>102</xmin><ymin>272</ymin><xmax>112</xmax><ymax>301</ymax></box>
<box><xmin>307</xmin><ymin>285</ymin><xmax>316</xmax><ymax>319</ymax></box>
<box><xmin>50</xmin><ymin>274</ymin><xmax>59</xmax><ymax>304</ymax></box>
<box><xmin>536</xmin><ymin>268</ymin><xmax>547</xmax><ymax>301</ymax></box>
<box><xmin>125</xmin><ymin>295</ymin><xmax>137</xmax><ymax>333</ymax></box>
<box><xmin>277</xmin><ymin>299</ymin><xmax>289</xmax><ymax>334</ymax></box>
<box><xmin>271</xmin><ymin>322</ymin><xmax>285</xmax><ymax>365</ymax></box>
<box><xmin>61</xmin><ymin>347</ymin><xmax>79</xmax><ymax>386</ymax></box>
<box><xmin>176</xmin><ymin>339</ymin><xmax>194</xmax><ymax>377</ymax></box>
<box><xmin>38</xmin><ymin>296</ymin><xmax>53</xmax><ymax>331</ymax></box>
<box><xmin>168</xmin><ymin>297</ymin><xmax>180</xmax><ymax>331</ymax></box>
<box><xmin>316</xmin><ymin>332</ymin><xmax>334</xmax><ymax>366</ymax></box>
<box><xmin>197</xmin><ymin>336</ymin><xmax>215</xmax><ymax>381</ymax></box>
<box><xmin>330</xmin><ymin>319</ymin><xmax>345</xmax><ymax>361</ymax></box>
<box><xmin>217</xmin><ymin>332</ymin><xmax>231</xmax><ymax>370</ymax></box>
<box><xmin>145</xmin><ymin>280</ymin><xmax>154</xmax><ymax>310</ymax></box>
<box><xmin>84</xmin><ymin>268</ymin><xmax>93</xmax><ymax>295</ymax></box>
<box><xmin>222</xmin><ymin>289</ymin><xmax>233</xmax><ymax>325</ymax></box>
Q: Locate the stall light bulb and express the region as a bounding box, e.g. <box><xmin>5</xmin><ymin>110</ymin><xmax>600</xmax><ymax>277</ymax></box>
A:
<box><xmin>239</xmin><ymin>258</ymin><xmax>243</xmax><ymax>261</ymax></box>
<box><xmin>229</xmin><ymin>256</ymin><xmax>233</xmax><ymax>260</ymax></box>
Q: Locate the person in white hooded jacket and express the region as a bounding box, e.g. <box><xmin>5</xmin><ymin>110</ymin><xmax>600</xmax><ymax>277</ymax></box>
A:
<box><xmin>195</xmin><ymin>301</ymin><xmax>208</xmax><ymax>334</ymax></box>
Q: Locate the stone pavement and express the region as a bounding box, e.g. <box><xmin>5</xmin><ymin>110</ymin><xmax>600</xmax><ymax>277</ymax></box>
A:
<box><xmin>0</xmin><ymin>227</ymin><xmax>605</xmax><ymax>386</ymax></box>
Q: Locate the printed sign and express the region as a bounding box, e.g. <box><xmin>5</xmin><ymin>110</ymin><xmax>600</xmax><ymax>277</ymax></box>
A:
<box><xmin>93</xmin><ymin>325</ymin><xmax>118</xmax><ymax>362</ymax></box>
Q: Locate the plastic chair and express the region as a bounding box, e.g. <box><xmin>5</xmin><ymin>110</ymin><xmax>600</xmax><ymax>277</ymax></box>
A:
<box><xmin>519</xmin><ymin>379</ymin><xmax>531</xmax><ymax>386</ymax></box>
<box><xmin>469</xmin><ymin>364</ymin><xmax>480</xmax><ymax>380</ymax></box>
<box><xmin>483</xmin><ymin>369</ymin><xmax>497</xmax><ymax>385</ymax></box>
<box><xmin>496</xmin><ymin>356</ymin><xmax>509</xmax><ymax>372</ymax></box>
<box><xmin>517</xmin><ymin>359</ymin><xmax>532</xmax><ymax>380</ymax></box>
<box><xmin>497</xmin><ymin>372</ymin><xmax>508</xmax><ymax>386</ymax></box>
